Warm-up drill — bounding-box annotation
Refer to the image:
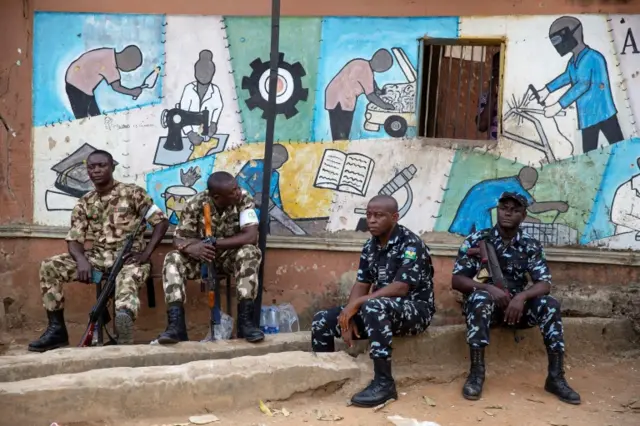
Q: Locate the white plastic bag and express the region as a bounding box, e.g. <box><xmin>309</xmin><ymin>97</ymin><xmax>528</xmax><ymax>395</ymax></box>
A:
<box><xmin>277</xmin><ymin>303</ymin><xmax>300</xmax><ymax>333</ymax></box>
<box><xmin>387</xmin><ymin>415</ymin><xmax>441</xmax><ymax>426</ymax></box>
<box><xmin>200</xmin><ymin>312</ymin><xmax>234</xmax><ymax>341</ymax></box>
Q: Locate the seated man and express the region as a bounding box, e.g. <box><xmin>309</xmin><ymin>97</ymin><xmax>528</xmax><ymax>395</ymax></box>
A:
<box><xmin>311</xmin><ymin>195</ymin><xmax>436</xmax><ymax>408</ymax></box>
<box><xmin>29</xmin><ymin>150</ymin><xmax>169</xmax><ymax>352</ymax></box>
<box><xmin>156</xmin><ymin>171</ymin><xmax>264</xmax><ymax>344</ymax></box>
<box><xmin>452</xmin><ymin>192</ymin><xmax>580</xmax><ymax>404</ymax></box>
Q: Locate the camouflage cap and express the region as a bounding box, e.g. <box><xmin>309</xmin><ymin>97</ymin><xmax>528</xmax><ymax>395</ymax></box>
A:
<box><xmin>498</xmin><ymin>191</ymin><xmax>528</xmax><ymax>208</ymax></box>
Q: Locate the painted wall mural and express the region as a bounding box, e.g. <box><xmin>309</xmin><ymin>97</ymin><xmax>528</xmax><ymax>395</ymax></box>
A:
<box><xmin>30</xmin><ymin>12</ymin><xmax>640</xmax><ymax>252</ymax></box>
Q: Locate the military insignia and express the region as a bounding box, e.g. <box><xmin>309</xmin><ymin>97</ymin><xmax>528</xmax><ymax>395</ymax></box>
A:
<box><xmin>403</xmin><ymin>247</ymin><xmax>417</xmax><ymax>260</ymax></box>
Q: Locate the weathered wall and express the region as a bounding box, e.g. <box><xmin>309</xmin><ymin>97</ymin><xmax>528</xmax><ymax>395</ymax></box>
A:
<box><xmin>4</xmin><ymin>1</ymin><xmax>640</xmax><ymax>339</ymax></box>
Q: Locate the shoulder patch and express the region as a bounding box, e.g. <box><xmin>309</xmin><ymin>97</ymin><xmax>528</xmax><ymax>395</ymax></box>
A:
<box><xmin>403</xmin><ymin>246</ymin><xmax>417</xmax><ymax>260</ymax></box>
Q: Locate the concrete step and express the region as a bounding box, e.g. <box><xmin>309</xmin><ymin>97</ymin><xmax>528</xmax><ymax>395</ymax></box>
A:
<box><xmin>0</xmin><ymin>331</ymin><xmax>310</xmax><ymax>382</ymax></box>
<box><xmin>0</xmin><ymin>351</ymin><xmax>360</xmax><ymax>426</ymax></box>
<box><xmin>1</xmin><ymin>317</ymin><xmax>636</xmax><ymax>383</ymax></box>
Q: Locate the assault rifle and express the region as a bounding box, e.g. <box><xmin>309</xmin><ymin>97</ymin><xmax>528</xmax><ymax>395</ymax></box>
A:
<box><xmin>77</xmin><ymin>206</ymin><xmax>150</xmax><ymax>347</ymax></box>
<box><xmin>202</xmin><ymin>203</ymin><xmax>221</xmax><ymax>341</ymax></box>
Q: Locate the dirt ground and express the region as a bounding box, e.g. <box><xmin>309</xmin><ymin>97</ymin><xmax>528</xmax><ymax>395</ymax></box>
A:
<box><xmin>119</xmin><ymin>358</ymin><xmax>640</xmax><ymax>426</ymax></box>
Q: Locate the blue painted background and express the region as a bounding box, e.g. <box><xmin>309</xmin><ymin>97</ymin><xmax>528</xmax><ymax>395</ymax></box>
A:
<box><xmin>33</xmin><ymin>12</ymin><xmax>165</xmax><ymax>127</ymax></box>
<box><xmin>311</xmin><ymin>17</ymin><xmax>459</xmax><ymax>142</ymax></box>
<box><xmin>581</xmin><ymin>138</ymin><xmax>640</xmax><ymax>244</ymax></box>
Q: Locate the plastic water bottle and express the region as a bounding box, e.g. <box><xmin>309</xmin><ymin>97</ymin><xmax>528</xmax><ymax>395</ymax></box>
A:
<box><xmin>260</xmin><ymin>306</ymin><xmax>269</xmax><ymax>334</ymax></box>
<box><xmin>267</xmin><ymin>300</ymin><xmax>280</xmax><ymax>334</ymax></box>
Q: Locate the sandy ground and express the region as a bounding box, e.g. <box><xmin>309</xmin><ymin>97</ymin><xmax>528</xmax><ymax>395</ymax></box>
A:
<box><xmin>117</xmin><ymin>358</ymin><xmax>640</xmax><ymax>426</ymax></box>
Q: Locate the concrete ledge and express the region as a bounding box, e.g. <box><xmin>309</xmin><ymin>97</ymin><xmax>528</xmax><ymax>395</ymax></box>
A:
<box><xmin>343</xmin><ymin>317</ymin><xmax>639</xmax><ymax>365</ymax></box>
<box><xmin>0</xmin><ymin>351</ymin><xmax>359</xmax><ymax>426</ymax></box>
<box><xmin>2</xmin><ymin>317</ymin><xmax>635</xmax><ymax>385</ymax></box>
<box><xmin>0</xmin><ymin>332</ymin><xmax>311</xmax><ymax>383</ymax></box>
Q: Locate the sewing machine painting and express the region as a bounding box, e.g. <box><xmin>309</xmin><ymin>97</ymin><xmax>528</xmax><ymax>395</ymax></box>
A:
<box><xmin>153</xmin><ymin>105</ymin><xmax>229</xmax><ymax>167</ymax></box>
<box><xmin>363</xmin><ymin>47</ymin><xmax>417</xmax><ymax>138</ymax></box>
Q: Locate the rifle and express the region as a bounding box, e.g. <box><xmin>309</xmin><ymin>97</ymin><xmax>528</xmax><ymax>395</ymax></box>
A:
<box><xmin>202</xmin><ymin>203</ymin><xmax>221</xmax><ymax>341</ymax></box>
<box><xmin>77</xmin><ymin>205</ymin><xmax>150</xmax><ymax>347</ymax></box>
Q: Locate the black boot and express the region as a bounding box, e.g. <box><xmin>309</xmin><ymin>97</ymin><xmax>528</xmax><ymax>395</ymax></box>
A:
<box><xmin>351</xmin><ymin>358</ymin><xmax>398</xmax><ymax>407</ymax></box>
<box><xmin>28</xmin><ymin>309</ymin><xmax>69</xmax><ymax>353</ymax></box>
<box><xmin>156</xmin><ymin>302</ymin><xmax>189</xmax><ymax>344</ymax></box>
<box><xmin>544</xmin><ymin>351</ymin><xmax>581</xmax><ymax>405</ymax></box>
<box><xmin>237</xmin><ymin>299</ymin><xmax>264</xmax><ymax>343</ymax></box>
<box><xmin>462</xmin><ymin>347</ymin><xmax>485</xmax><ymax>400</ymax></box>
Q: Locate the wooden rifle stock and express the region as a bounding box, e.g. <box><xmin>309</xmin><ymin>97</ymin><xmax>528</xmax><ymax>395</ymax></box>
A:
<box><xmin>203</xmin><ymin>204</ymin><xmax>220</xmax><ymax>340</ymax></box>
<box><xmin>467</xmin><ymin>240</ymin><xmax>507</xmax><ymax>293</ymax></box>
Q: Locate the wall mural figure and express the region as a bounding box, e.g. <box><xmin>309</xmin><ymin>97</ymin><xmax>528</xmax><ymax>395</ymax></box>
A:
<box><xmin>154</xmin><ymin>50</ymin><xmax>228</xmax><ymax>167</ymax></box>
<box><xmin>313</xmin><ymin>149</ymin><xmax>375</xmax><ymax>196</ymax></box>
<box><xmin>161</xmin><ymin>166</ymin><xmax>202</xmax><ymax>225</ymax></box>
<box><xmin>363</xmin><ymin>47</ymin><xmax>417</xmax><ymax>138</ymax></box>
<box><xmin>65</xmin><ymin>45</ymin><xmax>148</xmax><ymax>118</ymax></box>
<box><xmin>235</xmin><ymin>144</ymin><xmax>306</xmax><ymax>235</ymax></box>
<box><xmin>44</xmin><ymin>143</ymin><xmax>119</xmax><ymax>211</ymax></box>
<box><xmin>325</xmin><ymin>49</ymin><xmax>395</xmax><ymax>140</ymax></box>
<box><xmin>449</xmin><ymin>166</ymin><xmax>569</xmax><ymax>236</ymax></box>
<box><xmin>610</xmin><ymin>156</ymin><xmax>640</xmax><ymax>240</ymax></box>
<box><xmin>529</xmin><ymin>16</ymin><xmax>624</xmax><ymax>154</ymax></box>
<box><xmin>242</xmin><ymin>52</ymin><xmax>309</xmax><ymax>119</ymax></box>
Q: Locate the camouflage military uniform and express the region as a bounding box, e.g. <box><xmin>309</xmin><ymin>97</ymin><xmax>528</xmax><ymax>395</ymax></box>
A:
<box><xmin>312</xmin><ymin>225</ymin><xmax>436</xmax><ymax>360</ymax></box>
<box><xmin>452</xmin><ymin>226</ymin><xmax>564</xmax><ymax>352</ymax></box>
<box><xmin>40</xmin><ymin>181</ymin><xmax>167</xmax><ymax>321</ymax></box>
<box><xmin>162</xmin><ymin>189</ymin><xmax>261</xmax><ymax>304</ymax></box>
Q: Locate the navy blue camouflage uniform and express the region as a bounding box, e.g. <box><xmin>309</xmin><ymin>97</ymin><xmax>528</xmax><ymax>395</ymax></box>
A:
<box><xmin>452</xmin><ymin>226</ymin><xmax>564</xmax><ymax>352</ymax></box>
<box><xmin>312</xmin><ymin>225</ymin><xmax>436</xmax><ymax>359</ymax></box>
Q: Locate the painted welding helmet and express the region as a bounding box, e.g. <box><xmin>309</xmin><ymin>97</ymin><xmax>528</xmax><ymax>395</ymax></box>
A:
<box><xmin>550</xmin><ymin>24</ymin><xmax>581</xmax><ymax>57</ymax></box>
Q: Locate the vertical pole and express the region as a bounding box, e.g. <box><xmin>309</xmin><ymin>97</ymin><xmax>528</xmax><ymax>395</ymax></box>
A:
<box><xmin>255</xmin><ymin>0</ymin><xmax>281</xmax><ymax>324</ymax></box>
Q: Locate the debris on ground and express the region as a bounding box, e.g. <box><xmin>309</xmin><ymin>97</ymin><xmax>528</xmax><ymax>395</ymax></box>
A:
<box><xmin>315</xmin><ymin>409</ymin><xmax>344</xmax><ymax>421</ymax></box>
<box><xmin>258</xmin><ymin>400</ymin><xmax>273</xmax><ymax>416</ymax></box>
<box><xmin>423</xmin><ymin>396</ymin><xmax>436</xmax><ymax>407</ymax></box>
<box><xmin>387</xmin><ymin>415</ymin><xmax>442</xmax><ymax>426</ymax></box>
<box><xmin>373</xmin><ymin>398</ymin><xmax>396</xmax><ymax>412</ymax></box>
<box><xmin>188</xmin><ymin>414</ymin><xmax>220</xmax><ymax>424</ymax></box>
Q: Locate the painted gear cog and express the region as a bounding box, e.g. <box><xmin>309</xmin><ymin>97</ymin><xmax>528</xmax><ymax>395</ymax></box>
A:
<box><xmin>242</xmin><ymin>52</ymin><xmax>309</xmax><ymax>119</ymax></box>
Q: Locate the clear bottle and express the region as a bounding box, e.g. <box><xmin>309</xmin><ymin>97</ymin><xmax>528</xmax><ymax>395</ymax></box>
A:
<box><xmin>260</xmin><ymin>306</ymin><xmax>269</xmax><ymax>334</ymax></box>
<box><xmin>267</xmin><ymin>299</ymin><xmax>280</xmax><ymax>334</ymax></box>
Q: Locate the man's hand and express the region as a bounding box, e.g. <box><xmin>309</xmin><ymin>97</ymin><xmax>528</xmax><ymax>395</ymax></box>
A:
<box><xmin>208</xmin><ymin>123</ymin><xmax>217</xmax><ymax>137</ymax></box>
<box><xmin>76</xmin><ymin>258</ymin><xmax>92</xmax><ymax>283</ymax></box>
<box><xmin>184</xmin><ymin>241</ymin><xmax>216</xmax><ymax>262</ymax></box>
<box><xmin>557</xmin><ymin>201</ymin><xmax>569</xmax><ymax>213</ymax></box>
<box><xmin>544</xmin><ymin>102</ymin><xmax>562</xmax><ymax>118</ymax></box>
<box><xmin>342</xmin><ymin>320</ymin><xmax>361</xmax><ymax>348</ymax></box>
<box><xmin>529</xmin><ymin>86</ymin><xmax>550</xmax><ymax>105</ymax></box>
<box><xmin>486</xmin><ymin>285</ymin><xmax>511</xmax><ymax>309</ymax></box>
<box><xmin>187</xmin><ymin>131</ymin><xmax>204</xmax><ymax>146</ymax></box>
<box><xmin>123</xmin><ymin>251</ymin><xmax>150</xmax><ymax>265</ymax></box>
<box><xmin>504</xmin><ymin>293</ymin><xmax>526</xmax><ymax>326</ymax></box>
<box><xmin>338</xmin><ymin>302</ymin><xmax>360</xmax><ymax>334</ymax></box>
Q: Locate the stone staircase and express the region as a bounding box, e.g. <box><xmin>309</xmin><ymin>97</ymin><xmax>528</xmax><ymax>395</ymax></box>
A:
<box><xmin>0</xmin><ymin>318</ymin><xmax>637</xmax><ymax>426</ymax></box>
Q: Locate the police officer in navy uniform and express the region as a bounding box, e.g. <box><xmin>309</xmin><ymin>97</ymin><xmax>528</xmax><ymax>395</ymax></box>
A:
<box><xmin>451</xmin><ymin>192</ymin><xmax>580</xmax><ymax>404</ymax></box>
<box><xmin>311</xmin><ymin>194</ymin><xmax>436</xmax><ymax>407</ymax></box>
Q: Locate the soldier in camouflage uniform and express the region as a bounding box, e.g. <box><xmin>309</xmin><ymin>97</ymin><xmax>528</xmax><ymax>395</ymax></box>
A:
<box><xmin>156</xmin><ymin>171</ymin><xmax>265</xmax><ymax>344</ymax></box>
<box><xmin>28</xmin><ymin>150</ymin><xmax>169</xmax><ymax>352</ymax></box>
<box><xmin>452</xmin><ymin>192</ymin><xmax>580</xmax><ymax>404</ymax></box>
<box><xmin>312</xmin><ymin>195</ymin><xmax>436</xmax><ymax>408</ymax></box>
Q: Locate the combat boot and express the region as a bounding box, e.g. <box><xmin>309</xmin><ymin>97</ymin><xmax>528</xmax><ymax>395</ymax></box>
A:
<box><xmin>28</xmin><ymin>309</ymin><xmax>69</xmax><ymax>352</ymax></box>
<box><xmin>544</xmin><ymin>350</ymin><xmax>581</xmax><ymax>405</ymax></box>
<box><xmin>156</xmin><ymin>302</ymin><xmax>189</xmax><ymax>344</ymax></box>
<box><xmin>462</xmin><ymin>347</ymin><xmax>485</xmax><ymax>400</ymax></box>
<box><xmin>351</xmin><ymin>358</ymin><xmax>398</xmax><ymax>407</ymax></box>
<box><xmin>236</xmin><ymin>299</ymin><xmax>264</xmax><ymax>343</ymax></box>
<box><xmin>115</xmin><ymin>309</ymin><xmax>135</xmax><ymax>345</ymax></box>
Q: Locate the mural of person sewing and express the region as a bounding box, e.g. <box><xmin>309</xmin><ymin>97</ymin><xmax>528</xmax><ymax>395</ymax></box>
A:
<box><xmin>64</xmin><ymin>45</ymin><xmax>144</xmax><ymax>119</ymax></box>
<box><xmin>529</xmin><ymin>16</ymin><xmax>624</xmax><ymax>154</ymax></box>
<box><xmin>610</xmin><ymin>156</ymin><xmax>640</xmax><ymax>241</ymax></box>
<box><xmin>179</xmin><ymin>49</ymin><xmax>224</xmax><ymax>146</ymax></box>
<box><xmin>449</xmin><ymin>166</ymin><xmax>569</xmax><ymax>236</ymax></box>
<box><xmin>325</xmin><ymin>49</ymin><xmax>395</xmax><ymax>140</ymax></box>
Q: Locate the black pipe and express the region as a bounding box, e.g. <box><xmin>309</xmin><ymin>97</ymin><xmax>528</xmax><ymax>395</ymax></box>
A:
<box><xmin>254</xmin><ymin>0</ymin><xmax>281</xmax><ymax>324</ymax></box>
